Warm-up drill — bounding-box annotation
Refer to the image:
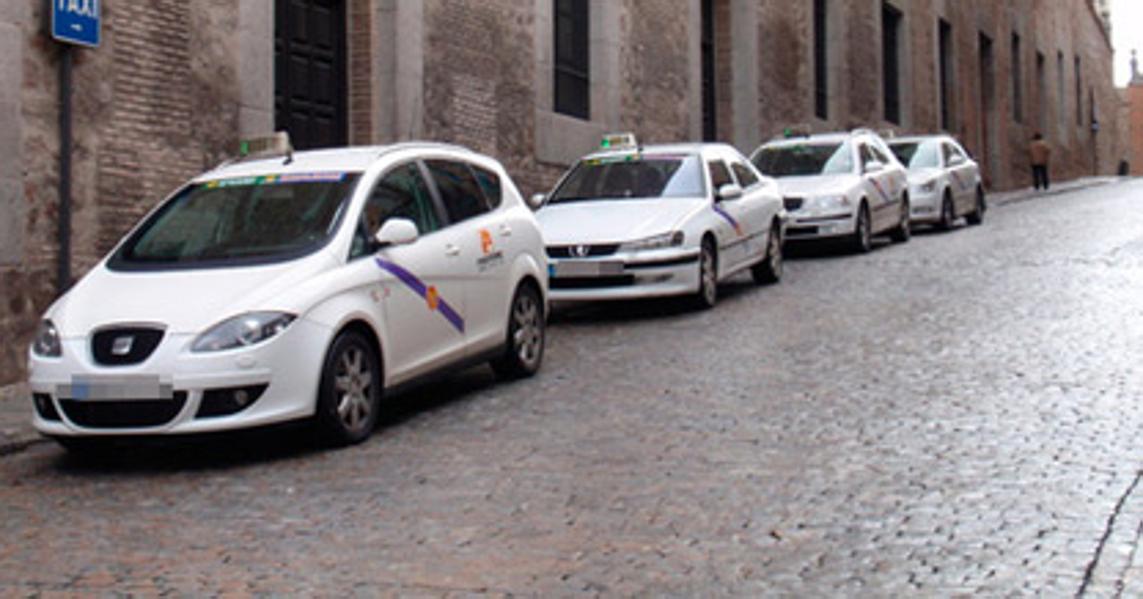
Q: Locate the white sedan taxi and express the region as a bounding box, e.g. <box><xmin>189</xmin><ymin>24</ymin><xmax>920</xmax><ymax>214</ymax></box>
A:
<box><xmin>28</xmin><ymin>134</ymin><xmax>548</xmax><ymax>450</ymax></box>
<box><xmin>534</xmin><ymin>136</ymin><xmax>785</xmax><ymax>308</ymax></box>
<box><xmin>751</xmin><ymin>129</ymin><xmax>911</xmax><ymax>252</ymax></box>
<box><xmin>888</xmin><ymin>135</ymin><xmax>985</xmax><ymax>229</ymax></box>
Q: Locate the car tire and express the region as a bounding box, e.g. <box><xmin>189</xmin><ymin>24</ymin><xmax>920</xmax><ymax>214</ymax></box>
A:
<box><xmin>315</xmin><ymin>330</ymin><xmax>382</xmax><ymax>447</ymax></box>
<box><xmin>491</xmin><ymin>282</ymin><xmax>545</xmax><ymax>380</ymax></box>
<box><xmin>966</xmin><ymin>187</ymin><xmax>985</xmax><ymax>226</ymax></box>
<box><xmin>695</xmin><ymin>238</ymin><xmax>718</xmax><ymax>309</ymax></box>
<box><xmin>850</xmin><ymin>203</ymin><xmax>872</xmax><ymax>254</ymax></box>
<box><xmin>752</xmin><ymin>222</ymin><xmax>783</xmax><ymax>285</ymax></box>
<box><xmin>939</xmin><ymin>191</ymin><xmax>956</xmax><ymax>231</ymax></box>
<box><xmin>890</xmin><ymin>198</ymin><xmax>911</xmax><ymax>243</ymax></box>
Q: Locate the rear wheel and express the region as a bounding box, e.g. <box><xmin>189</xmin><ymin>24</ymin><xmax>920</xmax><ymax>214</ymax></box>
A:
<box><xmin>850</xmin><ymin>204</ymin><xmax>872</xmax><ymax>254</ymax></box>
<box><xmin>966</xmin><ymin>187</ymin><xmax>985</xmax><ymax>225</ymax></box>
<box><xmin>695</xmin><ymin>238</ymin><xmax>718</xmax><ymax>309</ymax></box>
<box><xmin>752</xmin><ymin>222</ymin><xmax>783</xmax><ymax>285</ymax></box>
<box><xmin>491</xmin><ymin>283</ymin><xmax>545</xmax><ymax>379</ymax></box>
<box><xmin>890</xmin><ymin>198</ymin><xmax>911</xmax><ymax>243</ymax></box>
<box><xmin>315</xmin><ymin>330</ymin><xmax>381</xmax><ymax>446</ymax></box>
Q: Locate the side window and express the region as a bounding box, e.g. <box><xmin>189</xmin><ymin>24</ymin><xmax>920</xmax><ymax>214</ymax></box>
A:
<box><xmin>870</xmin><ymin>142</ymin><xmax>893</xmax><ymax>165</ymax></box>
<box><xmin>471</xmin><ymin>165</ymin><xmax>503</xmax><ymax>210</ymax></box>
<box><xmin>425</xmin><ymin>160</ymin><xmax>489</xmax><ymax>223</ymax></box>
<box><xmin>708</xmin><ymin>160</ymin><xmax>733</xmax><ymax>191</ymax></box>
<box><xmin>730</xmin><ymin>160</ymin><xmax>760</xmax><ymax>188</ymax></box>
<box><xmin>942</xmin><ymin>143</ymin><xmax>956</xmax><ymax>166</ymax></box>
<box><xmin>859</xmin><ymin>144</ymin><xmax>877</xmax><ymax>168</ymax></box>
<box><xmin>351</xmin><ymin>163</ymin><xmax>439</xmax><ymax>259</ymax></box>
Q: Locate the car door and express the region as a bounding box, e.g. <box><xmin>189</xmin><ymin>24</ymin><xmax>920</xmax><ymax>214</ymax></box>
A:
<box><xmin>859</xmin><ymin>143</ymin><xmax>896</xmax><ymax>232</ymax></box>
<box><xmin>945</xmin><ymin>142</ymin><xmax>977</xmax><ymax>213</ymax></box>
<box><xmin>423</xmin><ymin>158</ymin><xmax>512</xmax><ymax>357</ymax></box>
<box><xmin>707</xmin><ymin>158</ymin><xmax>748</xmax><ymax>272</ymax></box>
<box><xmin>728</xmin><ymin>156</ymin><xmax>772</xmax><ymax>263</ymax></box>
<box><xmin>355</xmin><ymin>161</ymin><xmax>468</xmax><ymax>383</ymax></box>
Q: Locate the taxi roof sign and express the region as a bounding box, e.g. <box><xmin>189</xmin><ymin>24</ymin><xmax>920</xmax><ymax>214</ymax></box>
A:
<box><xmin>239</xmin><ymin>132</ymin><xmax>293</xmax><ymax>162</ymax></box>
<box><xmin>601</xmin><ymin>133</ymin><xmax>638</xmax><ymax>151</ymax></box>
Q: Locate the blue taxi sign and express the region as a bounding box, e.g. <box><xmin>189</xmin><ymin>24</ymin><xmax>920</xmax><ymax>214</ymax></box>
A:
<box><xmin>52</xmin><ymin>0</ymin><xmax>102</xmax><ymax>48</ymax></box>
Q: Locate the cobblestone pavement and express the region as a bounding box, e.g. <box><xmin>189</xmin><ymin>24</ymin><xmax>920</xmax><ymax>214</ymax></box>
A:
<box><xmin>1</xmin><ymin>180</ymin><xmax>1141</xmax><ymax>596</ymax></box>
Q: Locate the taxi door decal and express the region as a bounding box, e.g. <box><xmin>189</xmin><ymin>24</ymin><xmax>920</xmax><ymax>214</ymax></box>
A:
<box><xmin>374</xmin><ymin>257</ymin><xmax>465</xmax><ymax>333</ymax></box>
<box><xmin>869</xmin><ymin>178</ymin><xmax>892</xmax><ymax>203</ymax></box>
<box><xmin>712</xmin><ymin>205</ymin><xmax>744</xmax><ymax>236</ymax></box>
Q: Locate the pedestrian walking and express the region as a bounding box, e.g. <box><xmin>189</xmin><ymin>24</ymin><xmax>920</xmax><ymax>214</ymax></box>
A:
<box><xmin>1029</xmin><ymin>133</ymin><xmax>1051</xmax><ymax>191</ymax></box>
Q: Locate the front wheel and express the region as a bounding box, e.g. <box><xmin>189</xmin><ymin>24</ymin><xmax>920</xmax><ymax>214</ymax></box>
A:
<box><xmin>694</xmin><ymin>239</ymin><xmax>718</xmax><ymax>309</ymax></box>
<box><xmin>315</xmin><ymin>330</ymin><xmax>382</xmax><ymax>446</ymax></box>
<box><xmin>966</xmin><ymin>188</ymin><xmax>985</xmax><ymax>226</ymax></box>
<box><xmin>490</xmin><ymin>283</ymin><xmax>545</xmax><ymax>379</ymax></box>
<box><xmin>938</xmin><ymin>192</ymin><xmax>956</xmax><ymax>231</ymax></box>
<box><xmin>890</xmin><ymin>199</ymin><xmax>911</xmax><ymax>243</ymax></box>
<box><xmin>752</xmin><ymin>223</ymin><xmax>783</xmax><ymax>285</ymax></box>
<box><xmin>850</xmin><ymin>204</ymin><xmax>872</xmax><ymax>254</ymax></box>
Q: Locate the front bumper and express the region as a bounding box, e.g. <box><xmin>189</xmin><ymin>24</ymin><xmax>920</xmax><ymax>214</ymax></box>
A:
<box><xmin>783</xmin><ymin>211</ymin><xmax>857</xmax><ymax>241</ymax></box>
<box><xmin>909</xmin><ymin>187</ymin><xmax>942</xmax><ymax>224</ymax></box>
<box><xmin>27</xmin><ymin>318</ymin><xmax>331</xmax><ymax>437</ymax></box>
<box><xmin>547</xmin><ymin>248</ymin><xmax>701</xmax><ymax>301</ymax></box>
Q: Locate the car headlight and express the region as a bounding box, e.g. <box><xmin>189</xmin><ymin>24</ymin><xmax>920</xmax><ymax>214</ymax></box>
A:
<box><xmin>918</xmin><ymin>179</ymin><xmax>938</xmax><ymax>193</ymax></box>
<box><xmin>192</xmin><ymin>312</ymin><xmax>297</xmax><ymax>353</ymax></box>
<box><xmin>619</xmin><ymin>231</ymin><xmax>685</xmax><ymax>252</ymax></box>
<box><xmin>812</xmin><ymin>195</ymin><xmax>851</xmax><ymax>210</ymax></box>
<box><xmin>32</xmin><ymin>320</ymin><xmax>62</xmax><ymax>357</ymax></box>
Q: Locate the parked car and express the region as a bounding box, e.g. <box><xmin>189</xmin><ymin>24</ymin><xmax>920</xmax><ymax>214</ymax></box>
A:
<box><xmin>751</xmin><ymin>129</ymin><xmax>910</xmax><ymax>252</ymax></box>
<box><xmin>28</xmin><ymin>134</ymin><xmax>548</xmax><ymax>450</ymax></box>
<box><xmin>532</xmin><ymin>135</ymin><xmax>785</xmax><ymax>309</ymax></box>
<box><xmin>888</xmin><ymin>135</ymin><xmax>985</xmax><ymax>229</ymax></box>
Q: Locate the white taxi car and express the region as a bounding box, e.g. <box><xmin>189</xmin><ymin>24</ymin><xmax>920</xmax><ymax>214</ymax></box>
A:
<box><xmin>888</xmin><ymin>135</ymin><xmax>985</xmax><ymax>229</ymax></box>
<box><xmin>28</xmin><ymin>135</ymin><xmax>548</xmax><ymax>450</ymax></box>
<box><xmin>534</xmin><ymin>136</ymin><xmax>785</xmax><ymax>308</ymax></box>
<box><xmin>751</xmin><ymin>129</ymin><xmax>911</xmax><ymax>252</ymax></box>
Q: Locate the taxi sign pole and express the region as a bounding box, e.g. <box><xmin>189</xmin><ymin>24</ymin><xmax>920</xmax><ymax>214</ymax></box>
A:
<box><xmin>50</xmin><ymin>0</ymin><xmax>101</xmax><ymax>294</ymax></box>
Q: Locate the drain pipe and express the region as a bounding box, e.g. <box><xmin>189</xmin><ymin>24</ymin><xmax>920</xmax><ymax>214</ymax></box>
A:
<box><xmin>57</xmin><ymin>44</ymin><xmax>73</xmax><ymax>295</ymax></box>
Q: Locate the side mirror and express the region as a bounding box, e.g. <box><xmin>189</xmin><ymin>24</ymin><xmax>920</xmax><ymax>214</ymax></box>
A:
<box><xmin>375</xmin><ymin>218</ymin><xmax>419</xmax><ymax>248</ymax></box>
<box><xmin>863</xmin><ymin>160</ymin><xmax>885</xmax><ymax>174</ymax></box>
<box><xmin>716</xmin><ymin>183</ymin><xmax>743</xmax><ymax>201</ymax></box>
<box><xmin>527</xmin><ymin>193</ymin><xmax>547</xmax><ymax>211</ymax></box>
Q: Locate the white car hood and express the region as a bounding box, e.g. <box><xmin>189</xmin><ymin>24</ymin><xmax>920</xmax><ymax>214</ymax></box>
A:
<box><xmin>537</xmin><ymin>198</ymin><xmax>705</xmax><ymax>245</ymax></box>
<box><xmin>906</xmin><ymin>168</ymin><xmax>942</xmax><ymax>185</ymax></box>
<box><xmin>50</xmin><ymin>252</ymin><xmax>338</xmax><ymax>337</ymax></box>
<box><xmin>773</xmin><ymin>174</ymin><xmax>859</xmax><ymax>197</ymax></box>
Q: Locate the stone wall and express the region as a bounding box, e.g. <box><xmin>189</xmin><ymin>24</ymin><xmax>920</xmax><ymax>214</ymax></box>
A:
<box><xmin>1128</xmin><ymin>85</ymin><xmax>1143</xmax><ymax>175</ymax></box>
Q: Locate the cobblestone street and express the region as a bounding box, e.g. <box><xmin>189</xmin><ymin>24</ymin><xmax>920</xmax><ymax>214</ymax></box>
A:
<box><xmin>1</xmin><ymin>181</ymin><xmax>1141</xmax><ymax>596</ymax></box>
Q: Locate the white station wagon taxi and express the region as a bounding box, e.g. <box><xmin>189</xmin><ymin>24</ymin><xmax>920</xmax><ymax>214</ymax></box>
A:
<box><xmin>888</xmin><ymin>135</ymin><xmax>985</xmax><ymax>229</ymax></box>
<box><xmin>534</xmin><ymin>136</ymin><xmax>785</xmax><ymax>308</ymax></box>
<box><xmin>751</xmin><ymin>129</ymin><xmax>911</xmax><ymax>252</ymax></box>
<box><xmin>28</xmin><ymin>134</ymin><xmax>548</xmax><ymax>450</ymax></box>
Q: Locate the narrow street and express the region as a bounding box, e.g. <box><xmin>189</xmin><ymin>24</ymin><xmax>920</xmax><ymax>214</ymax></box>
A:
<box><xmin>2</xmin><ymin>181</ymin><xmax>1141</xmax><ymax>595</ymax></box>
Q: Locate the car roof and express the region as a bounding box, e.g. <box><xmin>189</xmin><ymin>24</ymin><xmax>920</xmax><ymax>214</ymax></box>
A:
<box><xmin>761</xmin><ymin>132</ymin><xmax>855</xmax><ymax>148</ymax></box>
<box><xmin>888</xmin><ymin>135</ymin><xmax>953</xmax><ymax>144</ymax></box>
<box><xmin>579</xmin><ymin>142</ymin><xmax>737</xmax><ymax>161</ymax></box>
<box><xmin>195</xmin><ymin>142</ymin><xmax>478</xmax><ymax>182</ymax></box>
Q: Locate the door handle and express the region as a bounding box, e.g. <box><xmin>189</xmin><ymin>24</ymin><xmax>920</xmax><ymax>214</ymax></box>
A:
<box><xmin>444</xmin><ymin>244</ymin><xmax>461</xmax><ymax>257</ymax></box>
<box><xmin>498</xmin><ymin>223</ymin><xmax>512</xmax><ymax>237</ymax></box>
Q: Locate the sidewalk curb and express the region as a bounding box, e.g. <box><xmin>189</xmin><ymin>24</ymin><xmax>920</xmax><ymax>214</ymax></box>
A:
<box><xmin>990</xmin><ymin>177</ymin><xmax>1124</xmax><ymax>208</ymax></box>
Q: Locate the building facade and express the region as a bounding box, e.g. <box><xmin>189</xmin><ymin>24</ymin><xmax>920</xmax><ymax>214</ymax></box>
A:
<box><xmin>1127</xmin><ymin>51</ymin><xmax>1143</xmax><ymax>175</ymax></box>
<box><xmin>0</xmin><ymin>0</ymin><xmax>1128</xmax><ymax>383</ymax></box>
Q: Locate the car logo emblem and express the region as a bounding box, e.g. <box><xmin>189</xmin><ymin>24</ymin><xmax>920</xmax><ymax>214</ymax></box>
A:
<box><xmin>111</xmin><ymin>336</ymin><xmax>134</xmax><ymax>356</ymax></box>
<box><xmin>572</xmin><ymin>245</ymin><xmax>590</xmax><ymax>258</ymax></box>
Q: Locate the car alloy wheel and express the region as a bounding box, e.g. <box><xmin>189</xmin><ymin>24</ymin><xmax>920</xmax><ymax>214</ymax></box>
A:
<box><xmin>491</xmin><ymin>284</ymin><xmax>545</xmax><ymax>379</ymax></box>
<box><xmin>317</xmin><ymin>330</ymin><xmax>381</xmax><ymax>446</ymax></box>
<box><xmin>940</xmin><ymin>193</ymin><xmax>955</xmax><ymax>231</ymax></box>
<box><xmin>967</xmin><ymin>189</ymin><xmax>985</xmax><ymax>225</ymax></box>
<box><xmin>891</xmin><ymin>201</ymin><xmax>911</xmax><ymax>243</ymax></box>
<box><xmin>696</xmin><ymin>240</ymin><xmax>718</xmax><ymax>308</ymax></box>
<box><xmin>852</xmin><ymin>205</ymin><xmax>872</xmax><ymax>253</ymax></box>
<box><xmin>752</xmin><ymin>223</ymin><xmax>783</xmax><ymax>284</ymax></box>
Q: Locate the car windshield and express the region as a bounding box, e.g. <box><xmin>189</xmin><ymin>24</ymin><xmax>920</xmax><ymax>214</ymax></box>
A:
<box><xmin>752</xmin><ymin>142</ymin><xmax>855</xmax><ymax>177</ymax></box>
<box><xmin>548</xmin><ymin>154</ymin><xmax>706</xmax><ymax>203</ymax></box>
<box><xmin>890</xmin><ymin>140</ymin><xmax>942</xmax><ymax>170</ymax></box>
<box><xmin>110</xmin><ymin>173</ymin><xmax>360</xmax><ymax>269</ymax></box>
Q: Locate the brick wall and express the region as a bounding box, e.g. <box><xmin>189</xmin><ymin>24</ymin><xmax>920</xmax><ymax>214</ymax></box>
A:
<box><xmin>1129</xmin><ymin>85</ymin><xmax>1143</xmax><ymax>175</ymax></box>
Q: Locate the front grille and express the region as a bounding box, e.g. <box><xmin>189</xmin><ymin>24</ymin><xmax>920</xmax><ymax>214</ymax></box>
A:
<box><xmin>551</xmin><ymin>275</ymin><xmax>635</xmax><ymax>289</ymax></box>
<box><xmin>786</xmin><ymin>226</ymin><xmax>820</xmax><ymax>237</ymax></box>
<box><xmin>59</xmin><ymin>392</ymin><xmax>188</xmax><ymax>429</ymax></box>
<box><xmin>91</xmin><ymin>327</ymin><xmax>165</xmax><ymax>366</ymax></box>
<box><xmin>783</xmin><ymin>197</ymin><xmax>805</xmax><ymax>211</ymax></box>
<box><xmin>546</xmin><ymin>244</ymin><xmax>620</xmax><ymax>258</ymax></box>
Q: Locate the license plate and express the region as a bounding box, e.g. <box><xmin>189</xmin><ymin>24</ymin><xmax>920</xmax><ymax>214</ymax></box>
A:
<box><xmin>553</xmin><ymin>260</ymin><xmax>624</xmax><ymax>278</ymax></box>
<box><xmin>58</xmin><ymin>375</ymin><xmax>174</xmax><ymax>402</ymax></box>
